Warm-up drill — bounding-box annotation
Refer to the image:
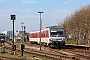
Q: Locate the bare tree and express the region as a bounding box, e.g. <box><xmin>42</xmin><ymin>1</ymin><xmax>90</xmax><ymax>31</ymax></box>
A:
<box><xmin>59</xmin><ymin>4</ymin><xmax>90</xmax><ymax>45</ymax></box>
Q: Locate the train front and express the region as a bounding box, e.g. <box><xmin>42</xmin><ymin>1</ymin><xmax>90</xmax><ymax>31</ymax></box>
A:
<box><xmin>48</xmin><ymin>26</ymin><xmax>66</xmax><ymax>48</ymax></box>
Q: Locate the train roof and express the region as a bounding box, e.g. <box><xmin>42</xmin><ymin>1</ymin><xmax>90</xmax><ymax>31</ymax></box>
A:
<box><xmin>30</xmin><ymin>26</ymin><xmax>65</xmax><ymax>33</ymax></box>
<box><xmin>30</xmin><ymin>28</ymin><xmax>49</xmax><ymax>33</ymax></box>
<box><xmin>46</xmin><ymin>25</ymin><xmax>65</xmax><ymax>29</ymax></box>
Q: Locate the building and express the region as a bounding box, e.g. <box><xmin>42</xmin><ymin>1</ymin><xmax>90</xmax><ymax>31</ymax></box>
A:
<box><xmin>2</xmin><ymin>30</ymin><xmax>29</xmax><ymax>41</ymax></box>
<box><xmin>2</xmin><ymin>30</ymin><xmax>7</xmax><ymax>35</ymax></box>
<box><xmin>0</xmin><ymin>33</ymin><xmax>8</xmax><ymax>41</ymax></box>
<box><xmin>2</xmin><ymin>30</ymin><xmax>13</xmax><ymax>40</ymax></box>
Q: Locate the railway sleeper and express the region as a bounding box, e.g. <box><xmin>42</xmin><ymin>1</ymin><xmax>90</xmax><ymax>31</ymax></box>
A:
<box><xmin>60</xmin><ymin>55</ymin><xmax>80</xmax><ymax>60</ymax></box>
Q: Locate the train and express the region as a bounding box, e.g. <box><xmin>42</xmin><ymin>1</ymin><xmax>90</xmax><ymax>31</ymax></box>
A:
<box><xmin>29</xmin><ymin>25</ymin><xmax>66</xmax><ymax>48</ymax></box>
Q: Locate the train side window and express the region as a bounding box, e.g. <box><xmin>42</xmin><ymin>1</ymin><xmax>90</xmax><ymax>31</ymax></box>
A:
<box><xmin>42</xmin><ymin>32</ymin><xmax>45</xmax><ymax>37</ymax></box>
<box><xmin>46</xmin><ymin>31</ymin><xmax>48</xmax><ymax>37</ymax></box>
<box><xmin>41</xmin><ymin>32</ymin><xmax>45</xmax><ymax>37</ymax></box>
<box><xmin>35</xmin><ymin>33</ymin><xmax>36</xmax><ymax>38</ymax></box>
<box><xmin>35</xmin><ymin>33</ymin><xmax>38</xmax><ymax>38</ymax></box>
<box><xmin>30</xmin><ymin>34</ymin><xmax>31</xmax><ymax>37</ymax></box>
<box><xmin>38</xmin><ymin>32</ymin><xmax>40</xmax><ymax>38</ymax></box>
<box><xmin>32</xmin><ymin>34</ymin><xmax>34</xmax><ymax>38</ymax></box>
<box><xmin>43</xmin><ymin>32</ymin><xmax>45</xmax><ymax>37</ymax></box>
<box><xmin>34</xmin><ymin>33</ymin><xmax>36</xmax><ymax>38</ymax></box>
<box><xmin>37</xmin><ymin>34</ymin><xmax>38</xmax><ymax>38</ymax></box>
<box><xmin>41</xmin><ymin>32</ymin><xmax>43</xmax><ymax>37</ymax></box>
<box><xmin>31</xmin><ymin>34</ymin><xmax>33</xmax><ymax>37</ymax></box>
<box><xmin>34</xmin><ymin>33</ymin><xmax>37</xmax><ymax>38</ymax></box>
<box><xmin>30</xmin><ymin>34</ymin><xmax>32</xmax><ymax>37</ymax></box>
<box><xmin>34</xmin><ymin>33</ymin><xmax>35</xmax><ymax>38</ymax></box>
<box><xmin>33</xmin><ymin>33</ymin><xmax>35</xmax><ymax>38</ymax></box>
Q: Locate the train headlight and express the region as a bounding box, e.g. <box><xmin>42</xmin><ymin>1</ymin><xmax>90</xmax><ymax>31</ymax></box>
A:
<box><xmin>62</xmin><ymin>39</ymin><xmax>63</xmax><ymax>40</ymax></box>
<box><xmin>1</xmin><ymin>39</ymin><xmax>4</xmax><ymax>40</ymax></box>
<box><xmin>51</xmin><ymin>38</ymin><xmax>53</xmax><ymax>40</ymax></box>
<box><xmin>50</xmin><ymin>38</ymin><xmax>53</xmax><ymax>41</ymax></box>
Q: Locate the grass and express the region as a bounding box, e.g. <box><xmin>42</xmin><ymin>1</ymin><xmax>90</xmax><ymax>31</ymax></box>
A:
<box><xmin>0</xmin><ymin>47</ymin><xmax>52</xmax><ymax>60</ymax></box>
<box><xmin>65</xmin><ymin>39</ymin><xmax>90</xmax><ymax>46</ymax></box>
<box><xmin>17</xmin><ymin>52</ymin><xmax>52</xmax><ymax>60</ymax></box>
<box><xmin>0</xmin><ymin>41</ymin><xmax>53</xmax><ymax>60</ymax></box>
<box><xmin>65</xmin><ymin>39</ymin><xmax>76</xmax><ymax>44</ymax></box>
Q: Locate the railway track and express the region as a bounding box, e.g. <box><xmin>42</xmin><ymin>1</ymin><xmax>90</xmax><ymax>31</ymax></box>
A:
<box><xmin>5</xmin><ymin>41</ymin><xmax>90</xmax><ymax>60</ymax></box>
<box><xmin>50</xmin><ymin>49</ymin><xmax>90</xmax><ymax>60</ymax></box>
<box><xmin>0</xmin><ymin>56</ymin><xmax>25</xmax><ymax>60</ymax></box>
<box><xmin>24</xmin><ymin>42</ymin><xmax>90</xmax><ymax>60</ymax></box>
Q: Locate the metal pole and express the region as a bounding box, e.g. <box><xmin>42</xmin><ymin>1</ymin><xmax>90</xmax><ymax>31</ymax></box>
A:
<box><xmin>40</xmin><ymin>13</ymin><xmax>41</xmax><ymax>51</ymax></box>
<box><xmin>41</xmin><ymin>20</ymin><xmax>42</xmax><ymax>30</ymax></box>
<box><xmin>38</xmin><ymin>12</ymin><xmax>43</xmax><ymax>51</ymax></box>
<box><xmin>11</xmin><ymin>15</ymin><xmax>16</xmax><ymax>55</ymax></box>
<box><xmin>13</xmin><ymin>20</ymin><xmax>14</xmax><ymax>46</ymax></box>
<box><xmin>24</xmin><ymin>26</ymin><xmax>26</xmax><ymax>42</ymax></box>
<box><xmin>21</xmin><ymin>49</ymin><xmax>23</xmax><ymax>56</ymax></box>
<box><xmin>21</xmin><ymin>22</ymin><xmax>24</xmax><ymax>41</ymax></box>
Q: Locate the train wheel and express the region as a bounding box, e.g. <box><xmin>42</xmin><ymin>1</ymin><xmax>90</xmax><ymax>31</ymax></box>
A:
<box><xmin>54</xmin><ymin>45</ymin><xmax>59</xmax><ymax>48</ymax></box>
<box><xmin>30</xmin><ymin>41</ymin><xmax>33</xmax><ymax>45</ymax></box>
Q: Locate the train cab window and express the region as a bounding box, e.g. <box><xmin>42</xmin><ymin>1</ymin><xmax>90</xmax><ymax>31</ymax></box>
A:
<box><xmin>57</xmin><ymin>31</ymin><xmax>63</xmax><ymax>35</ymax></box>
<box><xmin>50</xmin><ymin>31</ymin><xmax>64</xmax><ymax>37</ymax></box>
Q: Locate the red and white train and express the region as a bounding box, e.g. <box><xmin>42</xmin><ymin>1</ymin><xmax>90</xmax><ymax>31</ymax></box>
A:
<box><xmin>29</xmin><ymin>26</ymin><xmax>66</xmax><ymax>48</ymax></box>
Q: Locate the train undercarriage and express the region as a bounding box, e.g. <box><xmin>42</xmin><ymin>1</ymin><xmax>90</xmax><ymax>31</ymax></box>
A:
<box><xmin>48</xmin><ymin>41</ymin><xmax>65</xmax><ymax>48</ymax></box>
<box><xmin>30</xmin><ymin>41</ymin><xmax>65</xmax><ymax>48</ymax></box>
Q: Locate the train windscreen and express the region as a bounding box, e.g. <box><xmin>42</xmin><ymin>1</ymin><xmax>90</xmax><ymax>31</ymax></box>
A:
<box><xmin>50</xmin><ymin>29</ymin><xmax>65</xmax><ymax>37</ymax></box>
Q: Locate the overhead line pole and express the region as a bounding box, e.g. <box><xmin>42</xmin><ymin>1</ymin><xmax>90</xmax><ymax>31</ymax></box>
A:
<box><xmin>38</xmin><ymin>12</ymin><xmax>44</xmax><ymax>51</ymax></box>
